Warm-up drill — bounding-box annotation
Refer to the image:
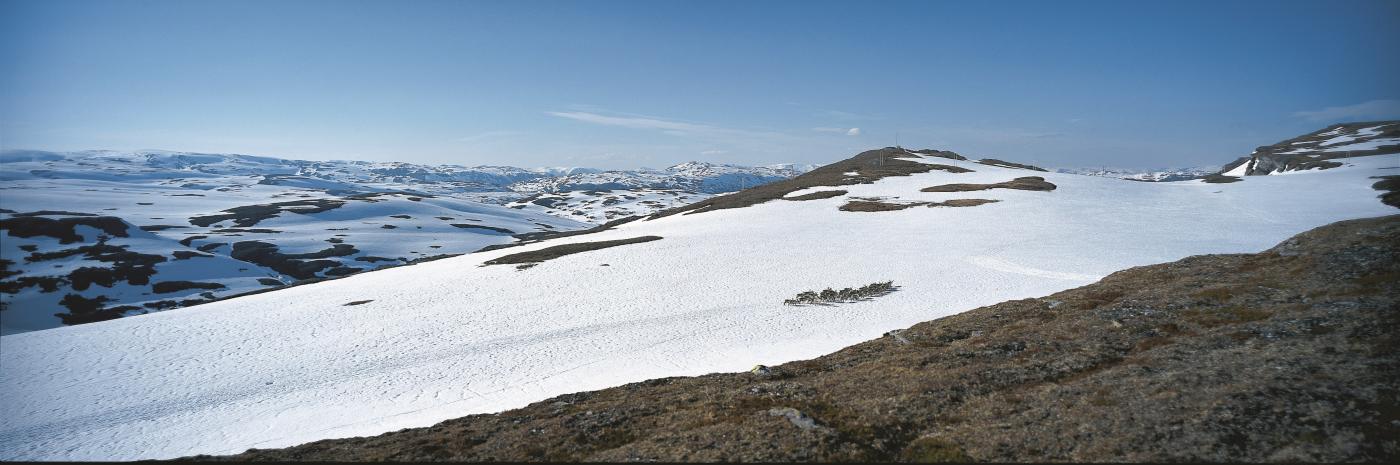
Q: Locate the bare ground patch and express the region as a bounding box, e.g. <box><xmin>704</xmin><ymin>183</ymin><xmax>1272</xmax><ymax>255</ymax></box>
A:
<box><xmin>1372</xmin><ymin>175</ymin><xmax>1399</xmax><ymax>208</ymax></box>
<box><xmin>976</xmin><ymin>158</ymin><xmax>1048</xmax><ymax>171</ymax></box>
<box><xmin>649</xmin><ymin>147</ymin><xmax>977</xmax><ymax>218</ymax></box>
<box><xmin>483</xmin><ymin>236</ymin><xmax>663</xmax><ymax>266</ymax></box>
<box><xmin>840</xmin><ymin>198</ymin><xmax>1000</xmax><ymax>212</ymax></box>
<box><xmin>784</xmin><ymin>190</ymin><xmax>848</xmax><ymax>201</ymax></box>
<box><xmin>921</xmin><ymin>176</ymin><xmax>1056</xmax><ymax>193</ymax></box>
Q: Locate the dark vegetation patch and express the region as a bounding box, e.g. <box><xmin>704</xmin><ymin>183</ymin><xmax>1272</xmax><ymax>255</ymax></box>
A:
<box><xmin>344</xmin><ymin>191</ymin><xmax>435</xmax><ymax>202</ymax></box>
<box><xmin>911</xmin><ymin>149</ymin><xmax>968</xmax><ymax>160</ymax></box>
<box><xmin>649</xmin><ymin>147</ymin><xmax>975</xmax><ymax>218</ymax></box>
<box><xmin>197</xmin><ymin>243</ymin><xmax>225</xmax><ymax>252</ymax></box>
<box><xmin>188</xmin><ymin>199</ymin><xmax>346</xmax><ymax>227</ymax></box>
<box><xmin>933</xmin><ymin>198</ymin><xmax>999</xmax><ymax>207</ymax></box>
<box><xmin>19</xmin><ymin>244</ymin><xmax>38</xmax><ymax>252</ymax></box>
<box><xmin>532</xmin><ymin>197</ymin><xmax>561</xmax><ymax>208</ymax></box>
<box><xmin>380</xmin><ymin>224</ymin><xmax>397</xmax><ymax>229</ymax></box>
<box><xmin>1372</xmin><ymin>175</ymin><xmax>1400</xmax><ymax>208</ymax></box>
<box><xmin>484</xmin><ymin>236</ymin><xmax>663</xmax><ymax>266</ymax></box>
<box><xmin>840</xmin><ymin>198</ymin><xmax>1000</xmax><ymax>212</ymax></box>
<box><xmin>140</xmin><ymin>225</ymin><xmax>188</xmax><ymax>232</ymax></box>
<box><xmin>142</xmin><ymin>300</ymin><xmax>180</xmax><ymax>310</ymax></box>
<box><xmin>477</xmin><ymin>216</ymin><xmax>644</xmax><ymax>254</ymax></box>
<box><xmin>783</xmin><ymin>281</ymin><xmax>896</xmax><ymax>305</ymax></box>
<box><xmin>355</xmin><ymin>256</ymin><xmax>398</xmax><ymax>263</ymax></box>
<box><xmin>920</xmin><ymin>176</ymin><xmax>1056</xmax><ymax>193</ymax></box>
<box><xmin>172</xmin><ymin>251</ymin><xmax>213</xmax><ymax>260</ymax></box>
<box><xmin>178</xmin><ymin>235</ymin><xmax>208</xmax><ymax>247</ymax></box>
<box><xmin>152</xmin><ymin>280</ymin><xmax>226</xmax><ymax>294</ymax></box>
<box><xmin>343</xmin><ymin>300</ymin><xmax>374</xmax><ymax>306</ymax></box>
<box><xmin>0</xmin><ymin>276</ymin><xmax>64</xmax><ymax>294</ymax></box>
<box><xmin>136</xmin><ymin>202</ymin><xmax>153</xmax><ymax>205</ymax></box>
<box><xmin>784</xmin><ymin>190</ymin><xmax>848</xmax><ymax>201</ymax></box>
<box><xmin>11</xmin><ymin>240</ymin><xmax>168</xmax><ymax>292</ymax></box>
<box><xmin>0</xmin><ymin>216</ymin><xmax>130</xmax><ymax>243</ymax></box>
<box><xmin>56</xmin><ymin>294</ymin><xmax>126</xmax><ymax>325</ymax></box>
<box><xmin>976</xmin><ymin>158</ymin><xmax>1048</xmax><ymax>171</ymax></box>
<box><xmin>205</xmin><ymin>215</ymin><xmax>1400</xmax><ymax>463</ymax></box>
<box><xmin>450</xmin><ymin>224</ymin><xmax>514</xmax><ymax>234</ymax></box>
<box><xmin>326</xmin><ymin>238</ymin><xmax>343</xmax><ymax>244</ymax></box>
<box><xmin>9</xmin><ymin>210</ymin><xmax>97</xmax><ymax>217</ymax></box>
<box><xmin>0</xmin><ymin>259</ymin><xmax>18</xmax><ymax>280</ymax></box>
<box><xmin>839</xmin><ymin>200</ymin><xmax>917</xmax><ymax>212</ymax></box>
<box><xmin>1202</xmin><ymin>174</ymin><xmax>1243</xmax><ymax>184</ymax></box>
<box><xmin>324</xmin><ymin>266</ymin><xmax>362</xmax><ymax>277</ymax></box>
<box><xmin>229</xmin><ymin>241</ymin><xmax>359</xmax><ymax>280</ymax></box>
<box><xmin>257</xmin><ymin>278</ymin><xmax>284</xmax><ymax>286</ymax></box>
<box><xmin>389</xmin><ymin>215</ymin><xmax>412</xmax><ymax>219</ymax></box>
<box><xmin>210</xmin><ymin>228</ymin><xmax>281</xmax><ymax>234</ymax></box>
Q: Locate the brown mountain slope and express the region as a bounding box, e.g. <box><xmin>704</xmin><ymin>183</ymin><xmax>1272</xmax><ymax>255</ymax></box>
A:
<box><xmin>199</xmin><ymin>215</ymin><xmax>1400</xmax><ymax>462</ymax></box>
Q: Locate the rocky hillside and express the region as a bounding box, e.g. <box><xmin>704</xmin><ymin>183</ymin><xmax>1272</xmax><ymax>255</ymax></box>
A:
<box><xmin>1220</xmin><ymin>121</ymin><xmax>1399</xmax><ymax>176</ymax></box>
<box><xmin>200</xmin><ymin>215</ymin><xmax>1400</xmax><ymax>462</ymax></box>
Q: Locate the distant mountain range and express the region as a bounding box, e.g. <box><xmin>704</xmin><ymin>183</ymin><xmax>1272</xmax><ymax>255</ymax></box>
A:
<box><xmin>1053</xmin><ymin>166</ymin><xmax>1220</xmax><ymax>182</ymax></box>
<box><xmin>0</xmin><ymin>149</ymin><xmax>812</xmax><ymax>197</ymax></box>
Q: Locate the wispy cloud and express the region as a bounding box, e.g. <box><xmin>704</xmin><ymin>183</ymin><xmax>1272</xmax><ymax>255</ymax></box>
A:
<box><xmin>546</xmin><ymin>110</ymin><xmax>800</xmax><ymax>145</ymax></box>
<box><xmin>1293</xmin><ymin>99</ymin><xmax>1400</xmax><ymax>122</ymax></box>
<box><xmin>812</xmin><ymin>127</ymin><xmax>862</xmax><ymax>136</ymax></box>
<box><xmin>701</xmin><ymin>149</ymin><xmax>729</xmax><ymax>155</ymax></box>
<box><xmin>547</xmin><ymin>111</ymin><xmax>714</xmax><ymax>133</ymax></box>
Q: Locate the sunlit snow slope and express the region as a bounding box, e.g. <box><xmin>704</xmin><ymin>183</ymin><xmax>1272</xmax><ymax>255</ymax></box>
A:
<box><xmin>0</xmin><ymin>151</ymin><xmax>1395</xmax><ymax>460</ymax></box>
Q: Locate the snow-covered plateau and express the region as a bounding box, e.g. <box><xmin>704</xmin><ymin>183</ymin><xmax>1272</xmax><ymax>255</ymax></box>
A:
<box><xmin>1</xmin><ymin>146</ymin><xmax>1394</xmax><ymax>460</ymax></box>
<box><xmin>0</xmin><ymin>151</ymin><xmax>803</xmax><ymax>333</ymax></box>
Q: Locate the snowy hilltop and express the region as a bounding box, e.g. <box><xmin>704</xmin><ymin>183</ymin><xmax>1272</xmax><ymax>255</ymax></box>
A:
<box><xmin>1220</xmin><ymin>120</ymin><xmax>1399</xmax><ymax>176</ymax></box>
<box><xmin>1</xmin><ymin>124</ymin><xmax>1396</xmax><ymax>460</ymax></box>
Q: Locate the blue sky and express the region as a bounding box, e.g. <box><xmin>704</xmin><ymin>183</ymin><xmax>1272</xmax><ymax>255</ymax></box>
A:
<box><xmin>2</xmin><ymin>0</ymin><xmax>1398</xmax><ymax>169</ymax></box>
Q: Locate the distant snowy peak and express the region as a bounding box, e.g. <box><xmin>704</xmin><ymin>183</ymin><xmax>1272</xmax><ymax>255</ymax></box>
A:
<box><xmin>1054</xmin><ymin>166</ymin><xmax>1218</xmax><ymax>182</ymax></box>
<box><xmin>1221</xmin><ymin>121</ymin><xmax>1400</xmax><ymax>176</ymax></box>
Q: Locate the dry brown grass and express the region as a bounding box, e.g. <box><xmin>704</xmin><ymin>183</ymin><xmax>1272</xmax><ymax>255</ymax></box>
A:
<box><xmin>483</xmin><ymin>236</ymin><xmax>662</xmax><ymax>266</ymax></box>
<box><xmin>784</xmin><ymin>190</ymin><xmax>847</xmax><ymax>201</ymax></box>
<box><xmin>921</xmin><ymin>176</ymin><xmax>1056</xmax><ymax>193</ymax></box>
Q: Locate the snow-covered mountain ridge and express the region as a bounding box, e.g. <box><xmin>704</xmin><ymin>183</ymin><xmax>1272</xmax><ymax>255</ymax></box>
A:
<box><xmin>2</xmin><ymin>127</ymin><xmax>1395</xmax><ymax>459</ymax></box>
<box><xmin>1221</xmin><ymin>120</ymin><xmax>1399</xmax><ymax>176</ymax></box>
